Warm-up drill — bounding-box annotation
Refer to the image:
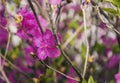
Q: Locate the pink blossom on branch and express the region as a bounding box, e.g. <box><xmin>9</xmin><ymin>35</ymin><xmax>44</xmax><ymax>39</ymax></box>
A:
<box><xmin>16</xmin><ymin>7</ymin><xmax>60</xmax><ymax>61</ymax></box>
<box><xmin>16</xmin><ymin>7</ymin><xmax>48</xmax><ymax>39</ymax></box>
<box><xmin>33</xmin><ymin>29</ymin><xmax>60</xmax><ymax>60</ymax></box>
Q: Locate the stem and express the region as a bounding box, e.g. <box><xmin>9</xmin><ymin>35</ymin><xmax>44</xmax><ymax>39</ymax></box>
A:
<box><xmin>62</xmin><ymin>26</ymin><xmax>83</xmax><ymax>49</ymax></box>
<box><xmin>53</xmin><ymin>71</ymin><xmax>57</xmax><ymax>83</ymax></box>
<box><xmin>47</xmin><ymin>5</ymin><xmax>83</xmax><ymax>83</ymax></box>
<box><xmin>91</xmin><ymin>0</ymin><xmax>120</xmax><ymax>35</ymax></box>
<box><xmin>0</xmin><ymin>53</ymin><xmax>31</xmax><ymax>79</ymax></box>
<box><xmin>0</xmin><ymin>75</ymin><xmax>5</xmax><ymax>81</ymax></box>
<box><xmin>27</xmin><ymin>0</ymin><xmax>44</xmax><ymax>34</ymax></box>
<box><xmin>3</xmin><ymin>33</ymin><xmax>11</xmax><ymax>65</ymax></box>
<box><xmin>58</xmin><ymin>45</ymin><xmax>83</xmax><ymax>81</ymax></box>
<box><xmin>47</xmin><ymin>3</ymin><xmax>83</xmax><ymax>82</ymax></box>
<box><xmin>81</xmin><ymin>4</ymin><xmax>89</xmax><ymax>78</ymax></box>
<box><xmin>40</xmin><ymin>60</ymin><xmax>80</xmax><ymax>82</ymax></box>
<box><xmin>0</xmin><ymin>69</ymin><xmax>10</xmax><ymax>83</ymax></box>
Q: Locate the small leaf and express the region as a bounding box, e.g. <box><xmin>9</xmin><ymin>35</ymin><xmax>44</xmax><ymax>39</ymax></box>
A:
<box><xmin>94</xmin><ymin>42</ymin><xmax>106</xmax><ymax>54</ymax></box>
<box><xmin>46</xmin><ymin>69</ymin><xmax>53</xmax><ymax>76</ymax></box>
<box><xmin>80</xmin><ymin>43</ymin><xmax>87</xmax><ymax>60</ymax></box>
<box><xmin>68</xmin><ymin>20</ymin><xmax>79</xmax><ymax>29</ymax></box>
<box><xmin>82</xmin><ymin>79</ymin><xmax>87</xmax><ymax>83</ymax></box>
<box><xmin>88</xmin><ymin>76</ymin><xmax>94</xmax><ymax>83</ymax></box>
<box><xmin>106</xmin><ymin>0</ymin><xmax>120</xmax><ymax>8</ymax></box>
<box><xmin>102</xmin><ymin>8</ymin><xmax>118</xmax><ymax>14</ymax></box>
<box><xmin>13</xmin><ymin>0</ymin><xmax>21</xmax><ymax>6</ymax></box>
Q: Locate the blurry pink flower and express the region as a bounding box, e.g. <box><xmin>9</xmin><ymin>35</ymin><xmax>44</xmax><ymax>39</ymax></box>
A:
<box><xmin>0</xmin><ymin>4</ymin><xmax>5</xmax><ymax>14</ymax></box>
<box><xmin>24</xmin><ymin>45</ymin><xmax>35</xmax><ymax>66</ymax></box>
<box><xmin>0</xmin><ymin>28</ymin><xmax>8</xmax><ymax>46</ymax></box>
<box><xmin>16</xmin><ymin>7</ymin><xmax>48</xmax><ymax>39</ymax></box>
<box><xmin>67</xmin><ymin>68</ymin><xmax>76</xmax><ymax>83</ymax></box>
<box><xmin>0</xmin><ymin>7</ymin><xmax>8</xmax><ymax>47</ymax></box>
<box><xmin>49</xmin><ymin>0</ymin><xmax>62</xmax><ymax>5</ymax></box>
<box><xmin>33</xmin><ymin>29</ymin><xmax>60</xmax><ymax>60</ymax></box>
<box><xmin>101</xmin><ymin>35</ymin><xmax>117</xmax><ymax>48</ymax></box>
<box><xmin>107</xmin><ymin>55</ymin><xmax>120</xmax><ymax>70</ymax></box>
<box><xmin>115</xmin><ymin>73</ymin><xmax>120</xmax><ymax>83</ymax></box>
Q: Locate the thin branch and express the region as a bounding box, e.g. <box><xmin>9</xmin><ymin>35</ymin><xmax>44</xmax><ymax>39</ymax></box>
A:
<box><xmin>2</xmin><ymin>33</ymin><xmax>11</xmax><ymax>68</ymax></box>
<box><xmin>27</xmin><ymin>0</ymin><xmax>83</xmax><ymax>82</ymax></box>
<box><xmin>0</xmin><ymin>75</ymin><xmax>5</xmax><ymax>81</ymax></box>
<box><xmin>33</xmin><ymin>0</ymin><xmax>48</xmax><ymax>20</ymax></box>
<box><xmin>27</xmin><ymin>0</ymin><xmax>44</xmax><ymax>34</ymax></box>
<box><xmin>0</xmin><ymin>69</ymin><xmax>10</xmax><ymax>83</ymax></box>
<box><xmin>55</xmin><ymin>3</ymin><xmax>68</xmax><ymax>26</ymax></box>
<box><xmin>47</xmin><ymin>3</ymin><xmax>83</xmax><ymax>82</ymax></box>
<box><xmin>0</xmin><ymin>54</ymin><xmax>32</xmax><ymax>79</ymax></box>
<box><xmin>81</xmin><ymin>4</ymin><xmax>89</xmax><ymax>78</ymax></box>
<box><xmin>40</xmin><ymin>60</ymin><xmax>80</xmax><ymax>82</ymax></box>
<box><xmin>91</xmin><ymin>0</ymin><xmax>120</xmax><ymax>35</ymax></box>
<box><xmin>62</xmin><ymin>26</ymin><xmax>83</xmax><ymax>49</ymax></box>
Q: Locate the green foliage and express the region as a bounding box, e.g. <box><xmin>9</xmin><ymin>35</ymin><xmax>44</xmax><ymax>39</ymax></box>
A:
<box><xmin>106</xmin><ymin>0</ymin><xmax>120</xmax><ymax>7</ymax></box>
<box><xmin>46</xmin><ymin>69</ymin><xmax>53</xmax><ymax>76</ymax></box>
<box><xmin>55</xmin><ymin>55</ymin><xmax>64</xmax><ymax>65</ymax></box>
<box><xmin>88</xmin><ymin>76</ymin><xmax>95</xmax><ymax>83</ymax></box>
<box><xmin>40</xmin><ymin>69</ymin><xmax>54</xmax><ymax>83</ymax></box>
<box><xmin>104</xmin><ymin>0</ymin><xmax>120</xmax><ymax>17</ymax></box>
<box><xmin>68</xmin><ymin>20</ymin><xmax>79</xmax><ymax>29</ymax></box>
<box><xmin>110</xmin><ymin>80</ymin><xmax>115</xmax><ymax>83</ymax></box>
<box><xmin>94</xmin><ymin>42</ymin><xmax>106</xmax><ymax>54</ymax></box>
<box><xmin>13</xmin><ymin>0</ymin><xmax>21</xmax><ymax>6</ymax></box>
<box><xmin>102</xmin><ymin>8</ymin><xmax>118</xmax><ymax>14</ymax></box>
<box><xmin>102</xmin><ymin>7</ymin><xmax>120</xmax><ymax>17</ymax></box>
<box><xmin>82</xmin><ymin>79</ymin><xmax>87</xmax><ymax>83</ymax></box>
<box><xmin>112</xmin><ymin>43</ymin><xmax>120</xmax><ymax>53</ymax></box>
<box><xmin>81</xmin><ymin>43</ymin><xmax>87</xmax><ymax>60</ymax></box>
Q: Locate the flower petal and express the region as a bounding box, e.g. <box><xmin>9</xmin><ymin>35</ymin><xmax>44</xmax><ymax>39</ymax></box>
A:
<box><xmin>47</xmin><ymin>47</ymin><xmax>60</xmax><ymax>58</ymax></box>
<box><xmin>37</xmin><ymin>48</ymin><xmax>47</xmax><ymax>60</ymax></box>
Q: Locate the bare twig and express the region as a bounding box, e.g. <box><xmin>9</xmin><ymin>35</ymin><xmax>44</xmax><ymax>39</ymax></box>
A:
<box><xmin>0</xmin><ymin>69</ymin><xmax>10</xmax><ymax>83</ymax></box>
<box><xmin>81</xmin><ymin>4</ymin><xmax>89</xmax><ymax>78</ymax></box>
<box><xmin>2</xmin><ymin>33</ymin><xmax>11</xmax><ymax>68</ymax></box>
<box><xmin>62</xmin><ymin>26</ymin><xmax>83</xmax><ymax>49</ymax></box>
<box><xmin>40</xmin><ymin>60</ymin><xmax>80</xmax><ymax>82</ymax></box>
<box><xmin>28</xmin><ymin>0</ymin><xmax>83</xmax><ymax>82</ymax></box>
<box><xmin>91</xmin><ymin>0</ymin><xmax>120</xmax><ymax>35</ymax></box>
<box><xmin>27</xmin><ymin>0</ymin><xmax>44</xmax><ymax>34</ymax></box>
<box><xmin>0</xmin><ymin>54</ymin><xmax>32</xmax><ymax>79</ymax></box>
<box><xmin>0</xmin><ymin>75</ymin><xmax>5</xmax><ymax>81</ymax></box>
<box><xmin>47</xmin><ymin>3</ymin><xmax>83</xmax><ymax>82</ymax></box>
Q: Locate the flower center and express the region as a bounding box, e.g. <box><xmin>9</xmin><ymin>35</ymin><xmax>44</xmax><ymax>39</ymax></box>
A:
<box><xmin>15</xmin><ymin>14</ymin><xmax>23</xmax><ymax>24</ymax></box>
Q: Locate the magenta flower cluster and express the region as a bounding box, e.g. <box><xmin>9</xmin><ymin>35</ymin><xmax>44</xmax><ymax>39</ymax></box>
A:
<box><xmin>16</xmin><ymin>7</ymin><xmax>60</xmax><ymax>60</ymax></box>
<box><xmin>0</xmin><ymin>4</ymin><xmax>8</xmax><ymax>47</ymax></box>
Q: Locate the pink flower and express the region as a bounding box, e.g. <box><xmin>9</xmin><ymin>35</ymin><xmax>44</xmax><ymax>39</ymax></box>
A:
<box><xmin>67</xmin><ymin>68</ymin><xmax>76</xmax><ymax>83</ymax></box>
<box><xmin>16</xmin><ymin>7</ymin><xmax>60</xmax><ymax>60</ymax></box>
<box><xmin>16</xmin><ymin>7</ymin><xmax>48</xmax><ymax>39</ymax></box>
<box><xmin>24</xmin><ymin>45</ymin><xmax>36</xmax><ymax>66</ymax></box>
<box><xmin>115</xmin><ymin>73</ymin><xmax>120</xmax><ymax>83</ymax></box>
<box><xmin>33</xmin><ymin>29</ymin><xmax>60</xmax><ymax>60</ymax></box>
<box><xmin>0</xmin><ymin>28</ymin><xmax>8</xmax><ymax>46</ymax></box>
<box><xmin>107</xmin><ymin>54</ymin><xmax>120</xmax><ymax>70</ymax></box>
<box><xmin>49</xmin><ymin>0</ymin><xmax>62</xmax><ymax>5</ymax></box>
